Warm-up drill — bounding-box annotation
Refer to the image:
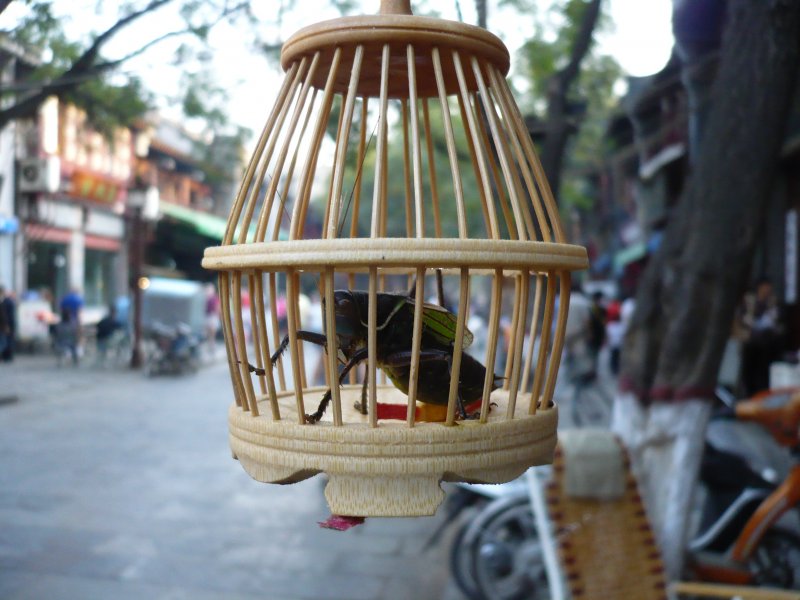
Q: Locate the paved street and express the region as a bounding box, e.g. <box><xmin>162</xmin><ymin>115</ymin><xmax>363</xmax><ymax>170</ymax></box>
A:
<box><xmin>0</xmin><ymin>351</ymin><xmax>462</xmax><ymax>600</ymax></box>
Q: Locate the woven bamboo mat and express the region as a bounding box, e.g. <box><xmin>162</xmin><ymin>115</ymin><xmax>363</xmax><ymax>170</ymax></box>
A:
<box><xmin>546</xmin><ymin>439</ymin><xmax>668</xmax><ymax>599</ymax></box>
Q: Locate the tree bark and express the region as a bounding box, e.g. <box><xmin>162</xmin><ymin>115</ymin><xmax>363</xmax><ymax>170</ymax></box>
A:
<box><xmin>624</xmin><ymin>0</ymin><xmax>800</xmax><ymax>400</ymax></box>
<box><xmin>475</xmin><ymin>0</ymin><xmax>487</xmax><ymax>28</ymax></box>
<box><xmin>539</xmin><ymin>0</ymin><xmax>602</xmax><ymax>198</ymax></box>
<box><xmin>615</xmin><ymin>0</ymin><xmax>800</xmax><ymax>579</ymax></box>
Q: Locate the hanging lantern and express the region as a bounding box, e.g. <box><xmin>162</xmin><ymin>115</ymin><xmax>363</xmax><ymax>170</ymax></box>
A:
<box><xmin>202</xmin><ymin>0</ymin><xmax>588</xmax><ymax>517</ymax></box>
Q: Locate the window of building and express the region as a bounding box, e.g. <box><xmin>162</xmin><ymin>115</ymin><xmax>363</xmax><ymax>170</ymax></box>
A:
<box><xmin>27</xmin><ymin>241</ymin><xmax>69</xmax><ymax>305</ymax></box>
<box><xmin>84</xmin><ymin>249</ymin><xmax>116</xmax><ymax>307</ymax></box>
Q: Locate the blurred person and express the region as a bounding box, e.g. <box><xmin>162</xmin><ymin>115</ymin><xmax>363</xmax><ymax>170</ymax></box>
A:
<box><xmin>39</xmin><ymin>287</ymin><xmax>54</xmax><ymax>307</ymax></box>
<box><xmin>0</xmin><ymin>286</ymin><xmax>9</xmax><ymax>361</ymax></box>
<box><xmin>204</xmin><ymin>283</ymin><xmax>220</xmax><ymax>357</ymax></box>
<box><xmin>59</xmin><ymin>288</ymin><xmax>84</xmax><ymax>358</ymax></box>
<box><xmin>36</xmin><ymin>287</ymin><xmax>59</xmax><ymax>345</ymax></box>
<box><xmin>301</xmin><ymin>293</ymin><xmax>327</xmax><ymax>386</ymax></box>
<box><xmin>60</xmin><ymin>288</ymin><xmax>84</xmax><ymax>324</ymax></box>
<box><xmin>241</xmin><ymin>288</ymin><xmax>252</xmax><ymax>343</ymax></box>
<box><xmin>95</xmin><ymin>305</ymin><xmax>123</xmax><ymax>365</ymax></box>
<box><xmin>737</xmin><ymin>278</ymin><xmax>784</xmax><ymax>396</ymax></box>
<box><xmin>276</xmin><ymin>295</ymin><xmax>288</xmax><ymax>332</ymax></box>
<box><xmin>467</xmin><ymin>312</ymin><xmax>489</xmax><ymax>365</ymax></box>
<box><xmin>55</xmin><ymin>307</ymin><xmax>80</xmax><ymax>366</ymax></box>
<box><xmin>497</xmin><ymin>314</ymin><xmax>513</xmax><ymax>374</ymax></box>
<box><xmin>114</xmin><ymin>295</ymin><xmax>130</xmax><ymax>329</ymax></box>
<box><xmin>564</xmin><ymin>284</ymin><xmax>594</xmax><ymax>378</ymax></box>
<box><xmin>617</xmin><ymin>295</ymin><xmax>637</xmax><ymax>371</ymax></box>
<box><xmin>0</xmin><ymin>286</ymin><xmax>16</xmax><ymax>362</ymax></box>
<box><xmin>606</xmin><ymin>300</ymin><xmax>623</xmax><ymax>376</ymax></box>
<box><xmin>587</xmin><ymin>291</ymin><xmax>607</xmax><ymax>373</ymax></box>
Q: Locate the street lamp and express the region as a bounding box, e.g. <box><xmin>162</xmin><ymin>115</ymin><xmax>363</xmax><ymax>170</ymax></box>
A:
<box><xmin>127</xmin><ymin>184</ymin><xmax>159</xmax><ymax>368</ymax></box>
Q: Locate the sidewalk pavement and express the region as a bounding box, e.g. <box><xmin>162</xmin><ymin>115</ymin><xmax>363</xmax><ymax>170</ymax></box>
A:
<box><xmin>0</xmin><ymin>351</ymin><xmax>465</xmax><ymax>600</ymax></box>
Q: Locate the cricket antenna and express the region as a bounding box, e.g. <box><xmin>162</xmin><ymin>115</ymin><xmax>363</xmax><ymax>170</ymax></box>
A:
<box><xmin>336</xmin><ymin>118</ymin><xmax>379</xmax><ymax>239</ymax></box>
<box><xmin>406</xmin><ymin>269</ymin><xmax>447</xmax><ymax>309</ymax></box>
<box><xmin>274</xmin><ymin>116</ymin><xmax>378</xmax><ymax>295</ymax></box>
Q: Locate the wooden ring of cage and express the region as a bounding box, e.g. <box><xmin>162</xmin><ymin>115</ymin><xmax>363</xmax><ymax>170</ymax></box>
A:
<box><xmin>230</xmin><ymin>386</ymin><xmax>558</xmax><ymax>516</ymax></box>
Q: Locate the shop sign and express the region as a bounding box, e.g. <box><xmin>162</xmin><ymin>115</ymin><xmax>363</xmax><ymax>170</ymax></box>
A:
<box><xmin>0</xmin><ymin>215</ymin><xmax>19</xmax><ymax>234</ymax></box>
<box><xmin>70</xmin><ymin>170</ymin><xmax>123</xmax><ymax>204</ymax></box>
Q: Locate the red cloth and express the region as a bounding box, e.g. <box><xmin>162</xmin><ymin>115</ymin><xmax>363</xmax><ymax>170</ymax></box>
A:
<box><xmin>318</xmin><ymin>515</ymin><xmax>366</xmax><ymax>530</ymax></box>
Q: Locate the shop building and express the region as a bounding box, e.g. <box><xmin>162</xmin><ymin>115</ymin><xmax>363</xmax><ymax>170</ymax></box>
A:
<box><xmin>13</xmin><ymin>97</ymin><xmax>133</xmax><ymax>322</ymax></box>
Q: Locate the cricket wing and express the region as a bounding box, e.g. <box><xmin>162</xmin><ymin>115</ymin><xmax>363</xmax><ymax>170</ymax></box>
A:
<box><xmin>419</xmin><ymin>302</ymin><xmax>474</xmax><ymax>349</ymax></box>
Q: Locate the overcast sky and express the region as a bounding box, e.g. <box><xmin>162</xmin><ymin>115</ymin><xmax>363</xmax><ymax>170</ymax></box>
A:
<box><xmin>1</xmin><ymin>0</ymin><xmax>674</xmax><ymax>142</ymax></box>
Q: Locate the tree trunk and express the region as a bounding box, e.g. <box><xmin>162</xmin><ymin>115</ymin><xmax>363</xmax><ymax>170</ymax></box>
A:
<box><xmin>539</xmin><ymin>0</ymin><xmax>602</xmax><ymax>198</ymax></box>
<box><xmin>614</xmin><ymin>0</ymin><xmax>800</xmax><ymax>579</ymax></box>
<box><xmin>475</xmin><ymin>0</ymin><xmax>487</xmax><ymax>28</ymax></box>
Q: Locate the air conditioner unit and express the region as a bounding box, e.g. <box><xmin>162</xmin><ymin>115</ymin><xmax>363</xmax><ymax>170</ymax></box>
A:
<box><xmin>17</xmin><ymin>156</ymin><xmax>61</xmax><ymax>193</ymax></box>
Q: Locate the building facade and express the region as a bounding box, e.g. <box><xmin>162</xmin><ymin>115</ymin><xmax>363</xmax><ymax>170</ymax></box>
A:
<box><xmin>13</xmin><ymin>98</ymin><xmax>133</xmax><ymax>322</ymax></box>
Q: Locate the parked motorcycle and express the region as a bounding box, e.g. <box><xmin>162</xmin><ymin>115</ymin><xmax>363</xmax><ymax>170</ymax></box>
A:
<box><xmin>143</xmin><ymin>321</ymin><xmax>200</xmax><ymax>376</ymax></box>
<box><xmin>686</xmin><ymin>387</ymin><xmax>800</xmax><ymax>589</ymax></box>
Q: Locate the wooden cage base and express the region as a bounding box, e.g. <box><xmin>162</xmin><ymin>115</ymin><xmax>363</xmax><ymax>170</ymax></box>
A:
<box><xmin>229</xmin><ymin>385</ymin><xmax>558</xmax><ymax>516</ymax></box>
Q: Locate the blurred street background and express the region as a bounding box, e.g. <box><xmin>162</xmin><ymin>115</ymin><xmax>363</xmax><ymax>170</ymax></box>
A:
<box><xmin>0</xmin><ymin>350</ymin><xmax>464</xmax><ymax>600</ymax></box>
<box><xmin>1</xmin><ymin>0</ymin><xmax>800</xmax><ymax>598</ymax></box>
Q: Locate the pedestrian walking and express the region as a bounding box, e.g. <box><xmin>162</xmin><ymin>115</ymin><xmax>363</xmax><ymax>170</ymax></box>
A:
<box><xmin>0</xmin><ymin>285</ymin><xmax>16</xmax><ymax>362</ymax></box>
<box><xmin>55</xmin><ymin>307</ymin><xmax>80</xmax><ymax>366</ymax></box>
<box><xmin>587</xmin><ymin>291</ymin><xmax>607</xmax><ymax>374</ymax></box>
<box><xmin>60</xmin><ymin>288</ymin><xmax>84</xmax><ymax>323</ymax></box>
<box><xmin>606</xmin><ymin>301</ymin><xmax>623</xmax><ymax>376</ymax></box>
<box><xmin>95</xmin><ymin>305</ymin><xmax>123</xmax><ymax>365</ymax></box>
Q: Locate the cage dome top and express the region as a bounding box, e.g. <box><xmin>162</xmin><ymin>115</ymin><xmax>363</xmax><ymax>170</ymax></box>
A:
<box><xmin>280</xmin><ymin>0</ymin><xmax>510</xmax><ymax>99</ymax></box>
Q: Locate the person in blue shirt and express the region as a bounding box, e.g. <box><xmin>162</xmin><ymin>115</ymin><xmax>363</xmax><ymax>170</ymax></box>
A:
<box><xmin>60</xmin><ymin>288</ymin><xmax>84</xmax><ymax>324</ymax></box>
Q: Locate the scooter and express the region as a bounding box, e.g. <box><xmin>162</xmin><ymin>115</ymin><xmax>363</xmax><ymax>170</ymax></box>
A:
<box><xmin>144</xmin><ymin>321</ymin><xmax>200</xmax><ymax>376</ymax></box>
<box><xmin>686</xmin><ymin>387</ymin><xmax>800</xmax><ymax>589</ymax></box>
<box><xmin>437</xmin><ymin>471</ymin><xmax>555</xmax><ymax>600</ymax></box>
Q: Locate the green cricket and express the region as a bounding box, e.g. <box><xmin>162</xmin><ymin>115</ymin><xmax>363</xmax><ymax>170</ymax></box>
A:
<box><xmin>248</xmin><ymin>285</ymin><xmax>501</xmax><ymax>423</ymax></box>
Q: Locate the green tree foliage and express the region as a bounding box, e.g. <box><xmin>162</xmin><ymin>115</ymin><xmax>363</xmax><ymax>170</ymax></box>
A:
<box><xmin>0</xmin><ymin>0</ymin><xmax>255</xmax><ymax>134</ymax></box>
<box><xmin>504</xmin><ymin>0</ymin><xmax>621</xmax><ymax>210</ymax></box>
<box><xmin>2</xmin><ymin>2</ymin><xmax>149</xmax><ymax>134</ymax></box>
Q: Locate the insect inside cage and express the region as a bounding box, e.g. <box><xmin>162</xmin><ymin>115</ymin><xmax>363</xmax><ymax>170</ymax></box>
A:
<box><xmin>247</xmin><ymin>284</ymin><xmax>501</xmax><ymax>424</ymax></box>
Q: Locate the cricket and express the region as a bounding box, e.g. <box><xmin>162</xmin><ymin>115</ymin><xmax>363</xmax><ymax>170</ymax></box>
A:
<box><xmin>247</xmin><ymin>282</ymin><xmax>501</xmax><ymax>424</ymax></box>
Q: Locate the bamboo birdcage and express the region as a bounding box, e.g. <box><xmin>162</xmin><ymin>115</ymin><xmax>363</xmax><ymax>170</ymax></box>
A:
<box><xmin>202</xmin><ymin>0</ymin><xmax>588</xmax><ymax>517</ymax></box>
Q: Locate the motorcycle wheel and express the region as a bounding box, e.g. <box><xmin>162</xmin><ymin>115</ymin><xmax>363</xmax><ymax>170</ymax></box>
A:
<box><xmin>449</xmin><ymin>520</ymin><xmax>482</xmax><ymax>600</ymax></box>
<box><xmin>748</xmin><ymin>527</ymin><xmax>800</xmax><ymax>590</ymax></box>
<box><xmin>458</xmin><ymin>494</ymin><xmax>550</xmax><ymax>600</ymax></box>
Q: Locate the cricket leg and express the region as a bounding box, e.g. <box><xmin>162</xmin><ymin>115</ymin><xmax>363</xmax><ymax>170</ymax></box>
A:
<box><xmin>240</xmin><ymin>330</ymin><xmax>328</xmax><ymax>375</ymax></box>
<box><xmin>270</xmin><ymin>331</ymin><xmax>328</xmax><ymax>364</ymax></box>
<box><xmin>306</xmin><ymin>347</ymin><xmax>368</xmax><ymax>423</ymax></box>
<box><xmin>354</xmin><ymin>371</ymin><xmax>369</xmax><ymax>415</ymax></box>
